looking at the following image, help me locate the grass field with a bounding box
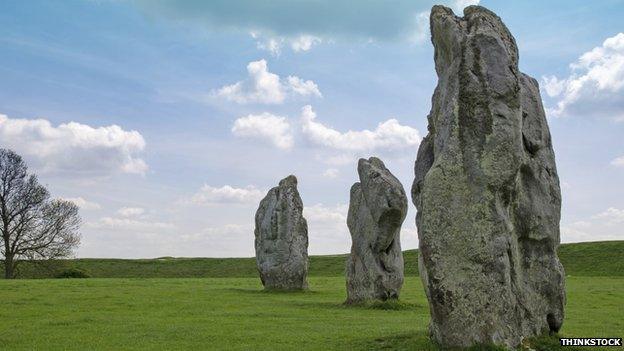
[1,241,622,350]
[0,277,622,350]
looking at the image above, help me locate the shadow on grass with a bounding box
[344,299,424,311]
[221,287,320,295]
[287,299,424,312]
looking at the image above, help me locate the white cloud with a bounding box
[286,76,322,98]
[175,223,255,257]
[91,217,175,231]
[411,11,430,44]
[215,60,283,104]
[186,184,264,206]
[304,203,351,253]
[611,155,624,167]
[181,224,251,242]
[571,221,592,228]
[62,197,101,210]
[322,168,339,178]
[452,0,480,12]
[305,203,348,224]
[0,114,147,175]
[560,224,593,242]
[251,33,322,55]
[320,154,355,166]
[213,60,321,104]
[300,105,421,151]
[542,32,624,121]
[290,35,322,52]
[198,224,249,237]
[561,210,624,243]
[232,112,294,149]
[542,75,567,97]
[117,207,146,217]
[256,36,284,56]
[89,207,173,233]
[592,207,624,224]
[401,226,419,241]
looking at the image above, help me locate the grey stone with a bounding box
[254,175,309,290]
[412,5,565,348]
[346,157,407,303]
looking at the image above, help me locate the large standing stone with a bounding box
[412,5,565,348]
[346,157,407,303]
[255,175,309,290]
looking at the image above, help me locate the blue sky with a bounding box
[0,0,622,258]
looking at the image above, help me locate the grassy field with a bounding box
[0,276,622,350]
[11,241,624,279]
[0,241,622,350]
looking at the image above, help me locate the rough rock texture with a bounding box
[255,175,309,290]
[346,157,407,303]
[412,5,565,348]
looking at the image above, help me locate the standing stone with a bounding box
[346,157,407,303]
[255,175,309,290]
[412,5,565,348]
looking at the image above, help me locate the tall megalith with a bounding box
[255,175,309,290]
[346,157,407,303]
[412,5,565,348]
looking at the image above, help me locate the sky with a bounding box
[0,0,623,258]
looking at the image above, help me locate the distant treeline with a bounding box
[4,241,623,279]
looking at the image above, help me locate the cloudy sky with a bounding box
[1,0,622,258]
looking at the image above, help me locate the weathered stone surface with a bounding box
[346,157,407,303]
[412,5,565,348]
[255,175,309,290]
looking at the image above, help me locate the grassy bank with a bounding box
[8,241,623,279]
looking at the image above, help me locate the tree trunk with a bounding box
[4,255,14,279]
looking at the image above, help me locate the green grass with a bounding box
[557,241,624,277]
[1,241,622,350]
[0,276,621,350]
[10,241,624,279]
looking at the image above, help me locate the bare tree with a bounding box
[0,149,81,279]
